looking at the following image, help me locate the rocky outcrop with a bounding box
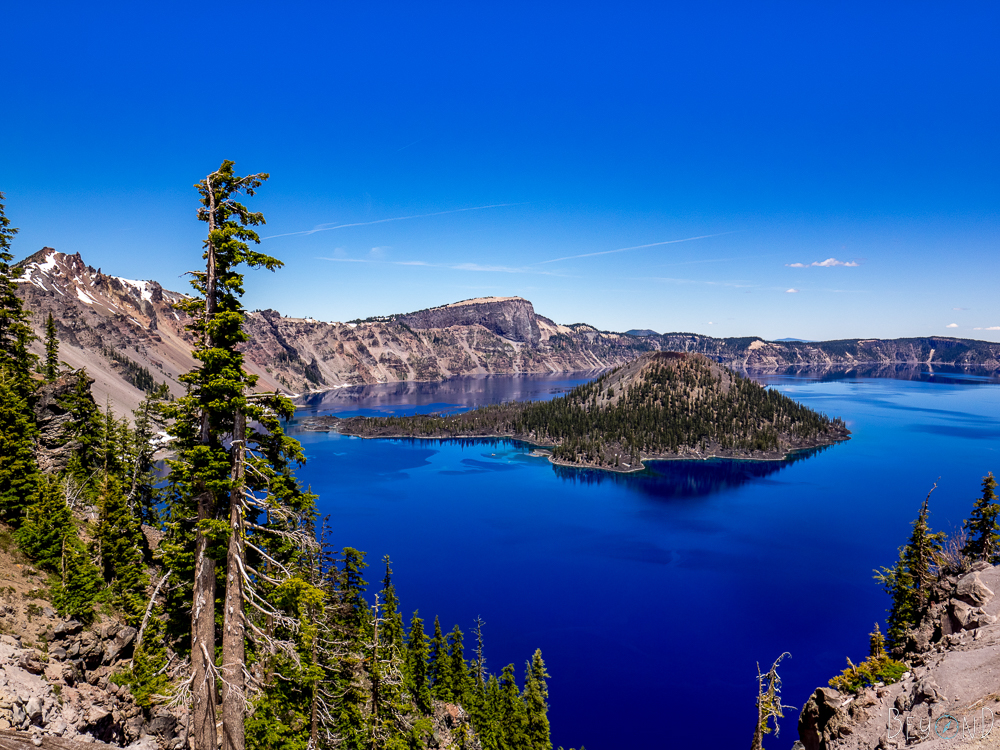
[398,297,542,346]
[32,372,96,474]
[798,562,1000,749]
[0,622,186,748]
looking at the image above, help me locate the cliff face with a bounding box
[398,296,542,345]
[797,563,1000,750]
[14,249,1000,416]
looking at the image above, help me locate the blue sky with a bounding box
[4,1,998,340]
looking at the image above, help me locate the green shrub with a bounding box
[829,655,908,693]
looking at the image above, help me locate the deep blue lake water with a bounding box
[290,368,1000,750]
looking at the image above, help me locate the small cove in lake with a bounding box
[290,367,1000,749]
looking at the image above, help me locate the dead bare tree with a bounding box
[751,652,795,750]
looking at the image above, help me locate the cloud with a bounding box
[262,203,525,240]
[317,256,566,276]
[786,258,860,268]
[953,307,968,311]
[946,323,959,328]
[973,326,1000,331]
[369,246,389,258]
[641,276,754,288]
[536,232,735,265]
[786,288,799,293]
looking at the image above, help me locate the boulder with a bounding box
[798,687,845,750]
[25,696,42,723]
[17,652,44,675]
[102,626,136,664]
[54,620,83,638]
[955,571,994,606]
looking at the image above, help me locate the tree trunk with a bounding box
[192,191,219,750]
[192,496,218,750]
[221,410,246,750]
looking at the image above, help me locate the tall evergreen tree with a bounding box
[163,161,315,750]
[0,373,40,522]
[876,549,918,654]
[498,664,528,749]
[16,476,73,570]
[904,491,944,599]
[44,312,58,381]
[447,624,472,707]
[0,192,36,397]
[404,611,432,714]
[60,372,102,477]
[875,491,943,655]
[523,650,552,750]
[962,472,1000,564]
[379,555,405,653]
[428,616,451,701]
[125,385,170,524]
[55,542,103,621]
[96,474,147,624]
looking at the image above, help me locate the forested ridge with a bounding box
[0,177,574,750]
[331,352,850,470]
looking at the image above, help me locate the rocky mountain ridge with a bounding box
[14,249,1000,418]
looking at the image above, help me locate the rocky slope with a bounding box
[0,538,180,749]
[797,563,1000,749]
[14,249,1000,417]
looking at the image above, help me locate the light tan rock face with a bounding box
[798,563,1000,749]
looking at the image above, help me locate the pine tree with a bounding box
[523,650,552,750]
[0,192,36,396]
[962,472,1000,564]
[904,491,944,600]
[338,547,369,634]
[478,675,504,750]
[163,160,315,750]
[125,385,169,524]
[44,313,58,381]
[0,373,40,522]
[876,548,918,654]
[447,624,472,707]
[60,372,102,477]
[121,606,170,708]
[874,490,944,655]
[498,664,528,748]
[404,611,432,714]
[868,623,885,660]
[52,536,103,621]
[16,476,73,570]
[379,556,405,653]
[96,474,147,625]
[428,616,451,701]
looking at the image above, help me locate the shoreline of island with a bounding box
[297,415,850,474]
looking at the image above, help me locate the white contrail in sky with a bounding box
[534,232,734,265]
[262,203,523,240]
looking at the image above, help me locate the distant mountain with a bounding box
[773,337,813,342]
[626,329,660,337]
[14,248,1000,415]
